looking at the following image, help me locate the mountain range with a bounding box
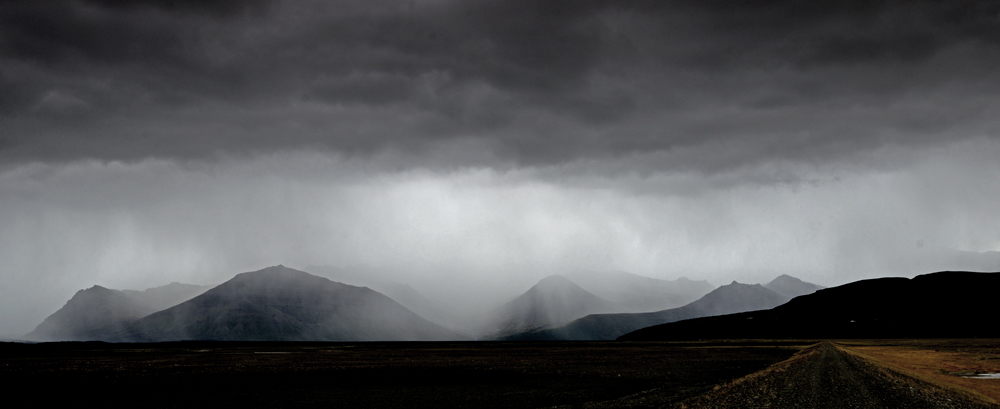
[25,265,993,343]
[563,270,714,312]
[25,282,210,341]
[113,266,463,342]
[503,281,792,341]
[26,266,462,342]
[619,271,1000,340]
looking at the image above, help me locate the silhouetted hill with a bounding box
[113,265,463,342]
[764,274,824,299]
[505,281,789,341]
[480,275,625,339]
[565,270,714,312]
[619,271,1000,340]
[25,282,210,341]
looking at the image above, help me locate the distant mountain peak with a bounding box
[482,275,624,338]
[530,275,577,290]
[768,274,804,284]
[229,264,319,282]
[519,275,600,301]
[722,281,767,289]
[562,270,715,312]
[764,274,824,299]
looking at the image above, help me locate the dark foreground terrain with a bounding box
[0,341,803,408]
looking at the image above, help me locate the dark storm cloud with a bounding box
[2,0,999,168]
[80,0,271,16]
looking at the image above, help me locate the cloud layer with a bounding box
[3,0,1000,167]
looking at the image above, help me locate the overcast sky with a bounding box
[2,0,1000,335]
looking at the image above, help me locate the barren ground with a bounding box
[0,341,802,408]
[5,340,995,408]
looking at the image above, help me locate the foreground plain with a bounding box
[0,341,804,408]
[4,340,997,408]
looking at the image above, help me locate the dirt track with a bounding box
[677,341,997,409]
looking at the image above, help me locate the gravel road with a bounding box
[677,341,997,409]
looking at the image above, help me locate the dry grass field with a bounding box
[838,339,1000,406]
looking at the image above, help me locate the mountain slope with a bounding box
[304,265,454,327]
[619,271,1000,340]
[506,281,789,341]
[25,285,152,341]
[565,270,714,312]
[24,282,211,341]
[114,265,463,342]
[480,275,625,339]
[763,274,825,299]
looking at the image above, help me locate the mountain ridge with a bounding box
[564,270,714,312]
[619,270,1000,340]
[112,265,463,342]
[504,279,792,341]
[764,274,825,299]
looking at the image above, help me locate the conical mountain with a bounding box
[506,281,789,341]
[114,265,463,342]
[764,274,824,299]
[565,270,714,312]
[619,271,1000,340]
[480,275,626,339]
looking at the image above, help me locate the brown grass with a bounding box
[836,339,1000,405]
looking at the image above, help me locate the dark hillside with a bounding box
[620,271,1000,340]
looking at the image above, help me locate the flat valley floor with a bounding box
[1,340,997,408]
